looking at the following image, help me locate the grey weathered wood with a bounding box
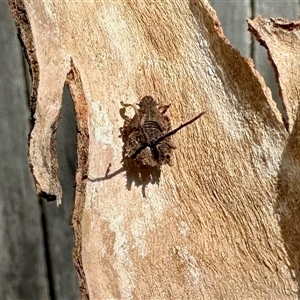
[1,2,80,300]
[254,1,299,109]
[45,85,80,300]
[0,2,49,299]
[210,0,250,57]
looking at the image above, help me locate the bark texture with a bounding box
[8,0,300,299]
[249,15,300,297]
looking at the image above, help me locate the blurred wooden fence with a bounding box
[0,1,298,299]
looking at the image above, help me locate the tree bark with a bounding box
[8,0,299,299]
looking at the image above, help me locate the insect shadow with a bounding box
[87,160,160,198]
[88,96,205,198]
[121,156,162,198]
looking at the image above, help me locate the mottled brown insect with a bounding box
[120,96,205,168]
[121,96,174,167]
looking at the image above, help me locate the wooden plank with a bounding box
[0,2,49,299]
[210,0,250,57]
[254,1,299,109]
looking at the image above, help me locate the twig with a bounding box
[154,111,206,145]
[88,165,125,182]
[130,111,206,158]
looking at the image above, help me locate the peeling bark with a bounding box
[249,16,300,297]
[8,1,300,299]
[248,16,300,131]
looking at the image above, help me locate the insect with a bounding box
[120,96,205,169]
